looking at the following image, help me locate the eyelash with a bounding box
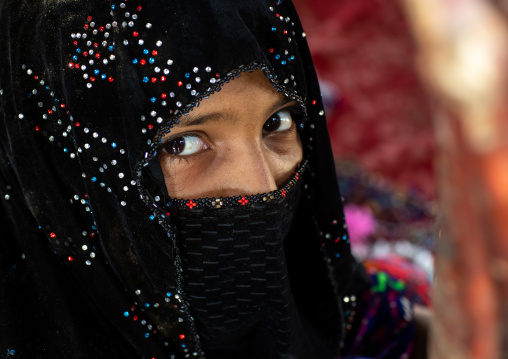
[160,106,304,158]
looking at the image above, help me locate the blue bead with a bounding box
[149,58,155,64]
[281,60,286,65]
[150,97,156,103]
[149,215,155,220]
[111,142,117,148]
[271,27,276,31]
[109,45,114,51]
[166,292,172,297]
[63,148,68,153]
[101,74,106,79]
[335,253,341,258]
[143,77,149,83]
[181,344,186,348]
[275,54,280,59]
[73,55,78,61]
[185,73,190,78]
[91,177,97,182]
[123,311,129,317]
[8,349,15,355]
[145,302,150,308]
[143,49,149,55]
[111,4,115,9]
[76,48,81,53]
[94,69,100,75]
[342,235,347,240]
[145,333,150,338]
[132,58,138,64]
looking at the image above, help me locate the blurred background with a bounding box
[294,0,508,356]
[293,0,436,293]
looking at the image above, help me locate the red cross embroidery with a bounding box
[186,200,197,209]
[281,189,286,197]
[238,196,249,206]
[295,172,299,181]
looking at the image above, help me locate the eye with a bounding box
[263,109,294,134]
[161,134,207,156]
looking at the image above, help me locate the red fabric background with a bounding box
[293,0,436,198]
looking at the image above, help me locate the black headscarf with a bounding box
[0,0,364,358]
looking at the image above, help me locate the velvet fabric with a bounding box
[0,0,362,358]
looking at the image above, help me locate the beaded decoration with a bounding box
[170,160,307,210]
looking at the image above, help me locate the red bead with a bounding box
[152,50,158,56]
[177,81,183,87]
[179,334,185,339]
[148,124,154,130]
[140,59,146,65]
[269,48,274,53]
[108,77,114,82]
[151,77,157,83]
[186,200,197,209]
[166,212,171,216]
[35,126,40,131]
[68,62,74,68]
[87,16,92,21]
[161,76,166,82]
[47,109,53,114]
[94,43,99,48]
[60,103,66,108]
[99,26,104,32]
[68,256,74,261]
[74,64,80,69]
[84,24,89,30]
[73,41,78,46]
[83,52,89,57]
[95,53,100,59]
[312,100,317,105]
[161,93,167,99]
[90,77,95,82]
[137,6,142,11]
[283,30,287,34]
[133,316,138,321]
[133,31,139,37]
[75,122,80,127]
[50,232,56,238]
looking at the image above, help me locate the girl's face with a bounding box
[158,70,304,199]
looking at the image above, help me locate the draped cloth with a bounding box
[0,0,368,358]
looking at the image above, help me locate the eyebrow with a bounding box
[177,96,295,128]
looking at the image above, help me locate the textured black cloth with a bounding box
[175,169,310,358]
[0,0,364,358]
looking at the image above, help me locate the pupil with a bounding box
[166,137,186,155]
[264,116,280,132]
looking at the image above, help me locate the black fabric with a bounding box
[0,0,364,358]
[175,170,317,358]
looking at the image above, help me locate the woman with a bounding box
[0,0,418,358]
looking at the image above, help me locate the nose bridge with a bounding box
[221,140,277,197]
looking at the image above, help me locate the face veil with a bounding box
[0,0,359,358]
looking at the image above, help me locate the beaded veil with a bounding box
[0,0,360,358]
